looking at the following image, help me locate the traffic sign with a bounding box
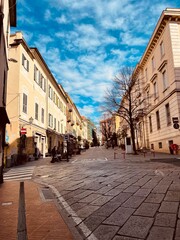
[64,134,69,141]
[172,117,179,123]
[173,123,179,129]
[20,128,27,135]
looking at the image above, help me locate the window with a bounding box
[54,118,56,130]
[22,93,27,114]
[49,86,52,99]
[162,70,168,90]
[151,144,154,150]
[41,108,44,123]
[165,103,171,126]
[35,103,38,120]
[160,41,165,57]
[156,110,161,129]
[61,123,63,133]
[22,54,29,71]
[149,116,153,133]
[48,114,53,127]
[152,56,155,71]
[153,82,158,99]
[34,65,38,81]
[159,142,162,148]
[147,91,150,106]
[58,121,60,132]
[145,68,148,82]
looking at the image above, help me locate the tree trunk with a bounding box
[130,123,137,154]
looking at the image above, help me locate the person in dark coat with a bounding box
[51,146,57,163]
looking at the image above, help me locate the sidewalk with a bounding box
[103,146,180,162]
[0,181,74,240]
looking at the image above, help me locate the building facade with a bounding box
[118,8,180,153]
[0,0,16,183]
[6,32,84,159]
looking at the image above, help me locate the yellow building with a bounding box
[6,32,70,159]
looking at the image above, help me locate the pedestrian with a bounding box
[51,146,57,163]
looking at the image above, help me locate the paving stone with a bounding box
[152,184,169,194]
[118,216,153,239]
[134,188,151,197]
[74,190,94,200]
[116,183,132,190]
[142,180,159,189]
[164,191,180,201]
[70,202,87,211]
[113,236,141,240]
[88,224,119,240]
[134,202,159,217]
[105,188,123,196]
[175,220,180,238]
[133,177,151,187]
[96,186,113,194]
[169,184,180,191]
[80,215,106,232]
[82,182,105,191]
[110,192,132,204]
[103,207,135,226]
[145,193,165,203]
[147,226,174,240]
[122,196,145,209]
[123,186,140,193]
[91,195,113,206]
[94,202,120,217]
[79,193,102,203]
[76,205,99,218]
[154,213,176,227]
[159,201,179,213]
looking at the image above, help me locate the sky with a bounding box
[13,0,180,126]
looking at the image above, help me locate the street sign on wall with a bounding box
[20,128,27,135]
[173,123,179,129]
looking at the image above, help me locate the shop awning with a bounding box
[0,107,10,125]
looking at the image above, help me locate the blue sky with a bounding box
[14,0,179,125]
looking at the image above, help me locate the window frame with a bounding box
[35,103,39,120]
[156,110,161,130]
[165,103,171,126]
[22,93,27,114]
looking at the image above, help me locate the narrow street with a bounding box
[25,146,180,240]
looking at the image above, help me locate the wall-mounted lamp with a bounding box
[8,58,18,63]
[29,117,34,124]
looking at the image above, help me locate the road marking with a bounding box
[4,166,35,181]
[49,184,98,240]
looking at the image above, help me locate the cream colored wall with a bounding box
[138,21,180,153]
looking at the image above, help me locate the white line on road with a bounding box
[49,184,98,240]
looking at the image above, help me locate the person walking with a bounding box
[51,146,57,163]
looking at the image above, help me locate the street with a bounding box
[22,146,180,240]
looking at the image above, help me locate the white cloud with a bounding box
[44,9,51,21]
[56,15,68,24]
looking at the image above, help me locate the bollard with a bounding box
[151,151,155,157]
[122,152,126,160]
[17,182,28,240]
[114,152,117,159]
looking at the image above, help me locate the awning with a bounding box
[0,107,10,125]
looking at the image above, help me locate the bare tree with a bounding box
[100,118,112,143]
[104,67,146,154]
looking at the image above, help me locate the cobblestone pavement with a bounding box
[33,147,180,240]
